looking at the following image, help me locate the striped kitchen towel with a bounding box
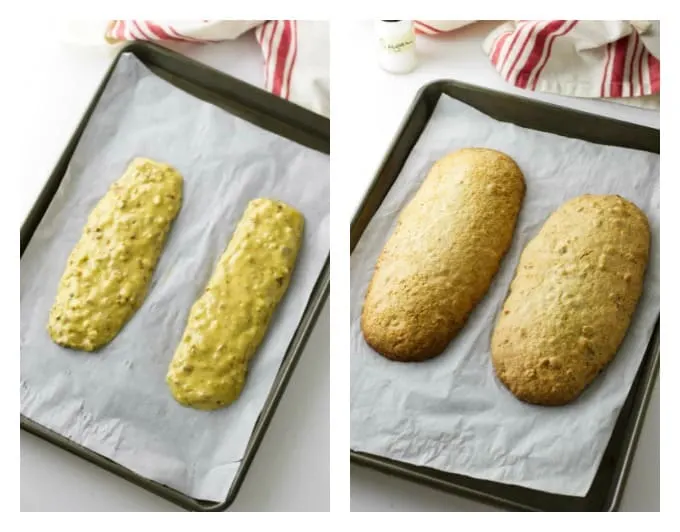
[254,21,329,117]
[101,20,330,117]
[414,20,477,35]
[104,20,264,43]
[482,20,660,105]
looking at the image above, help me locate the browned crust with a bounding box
[491,194,650,405]
[361,148,526,362]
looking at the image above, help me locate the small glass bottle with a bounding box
[375,20,418,74]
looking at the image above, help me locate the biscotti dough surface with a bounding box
[167,198,304,410]
[47,158,183,351]
[491,194,650,406]
[361,148,525,361]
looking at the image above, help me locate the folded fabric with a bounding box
[482,20,660,102]
[101,20,330,118]
[414,20,477,34]
[254,21,330,118]
[104,20,263,43]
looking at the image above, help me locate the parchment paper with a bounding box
[350,95,659,497]
[20,54,329,502]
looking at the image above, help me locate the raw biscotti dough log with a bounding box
[361,148,525,361]
[48,158,183,351]
[167,198,304,410]
[491,194,650,406]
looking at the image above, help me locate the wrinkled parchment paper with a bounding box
[21,54,329,502]
[350,95,659,497]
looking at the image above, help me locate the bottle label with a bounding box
[379,33,415,54]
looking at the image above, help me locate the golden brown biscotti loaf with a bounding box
[491,194,650,406]
[361,148,525,362]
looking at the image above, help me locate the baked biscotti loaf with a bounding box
[361,148,525,362]
[491,194,650,406]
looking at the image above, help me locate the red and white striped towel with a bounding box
[414,20,477,35]
[254,21,329,117]
[104,20,263,44]
[482,20,659,101]
[101,20,329,117]
[413,20,659,108]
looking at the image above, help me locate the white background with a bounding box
[18,24,329,512]
[339,20,659,512]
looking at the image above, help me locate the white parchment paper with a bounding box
[350,95,659,497]
[20,54,329,502]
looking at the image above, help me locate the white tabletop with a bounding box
[19,27,329,512]
[342,20,659,512]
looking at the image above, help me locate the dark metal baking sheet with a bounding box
[20,41,330,512]
[349,79,659,512]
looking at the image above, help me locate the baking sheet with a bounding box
[20,53,329,502]
[349,94,660,497]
